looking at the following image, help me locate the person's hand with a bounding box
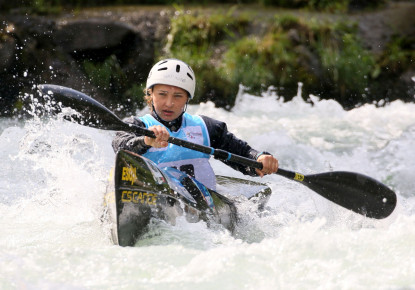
[144,125,170,148]
[255,154,278,177]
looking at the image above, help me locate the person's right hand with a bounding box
[144,125,170,148]
[255,154,278,177]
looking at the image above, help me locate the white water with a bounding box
[1,90,415,289]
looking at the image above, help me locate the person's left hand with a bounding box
[255,154,278,177]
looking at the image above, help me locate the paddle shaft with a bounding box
[135,126,260,166]
[134,124,298,178]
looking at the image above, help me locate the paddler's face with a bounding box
[151,84,189,122]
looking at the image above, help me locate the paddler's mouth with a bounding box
[160,110,176,120]
[162,110,174,115]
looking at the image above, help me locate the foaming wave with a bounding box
[190,89,415,233]
[0,115,116,247]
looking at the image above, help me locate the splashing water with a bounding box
[1,89,415,289]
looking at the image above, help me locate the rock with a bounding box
[54,18,136,57]
[354,2,415,53]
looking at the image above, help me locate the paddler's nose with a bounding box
[165,95,174,107]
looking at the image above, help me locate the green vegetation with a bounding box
[163,7,250,106]
[81,5,408,110]
[83,55,137,111]
[378,35,415,74]
[311,22,375,105]
[368,34,415,102]
[159,10,380,108]
[3,0,412,111]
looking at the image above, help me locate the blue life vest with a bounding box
[139,113,216,190]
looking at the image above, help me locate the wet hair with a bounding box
[144,87,153,111]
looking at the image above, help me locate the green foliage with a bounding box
[313,22,375,103]
[6,1,407,110]
[166,7,248,52]
[307,0,349,12]
[221,32,301,96]
[220,15,376,103]
[83,55,143,112]
[222,37,274,93]
[123,83,146,108]
[272,14,303,30]
[83,55,125,90]
[28,0,63,15]
[162,8,379,107]
[378,35,415,74]
[165,41,236,107]
[164,8,249,107]
[365,35,415,104]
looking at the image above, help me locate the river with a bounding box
[1,86,414,289]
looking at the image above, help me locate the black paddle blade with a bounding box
[37,84,129,131]
[303,171,396,219]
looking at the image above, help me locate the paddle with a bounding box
[37,84,397,219]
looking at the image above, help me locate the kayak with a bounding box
[103,149,272,247]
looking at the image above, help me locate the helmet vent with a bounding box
[187,73,193,80]
[158,67,167,71]
[176,65,181,72]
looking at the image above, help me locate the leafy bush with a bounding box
[161,9,378,108]
[83,55,145,112]
[221,32,302,97]
[378,35,415,74]
[163,8,249,107]
[312,22,375,105]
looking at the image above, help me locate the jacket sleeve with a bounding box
[111,116,151,154]
[201,115,265,176]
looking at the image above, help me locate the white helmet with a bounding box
[146,59,196,99]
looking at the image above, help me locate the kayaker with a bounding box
[112,58,278,190]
